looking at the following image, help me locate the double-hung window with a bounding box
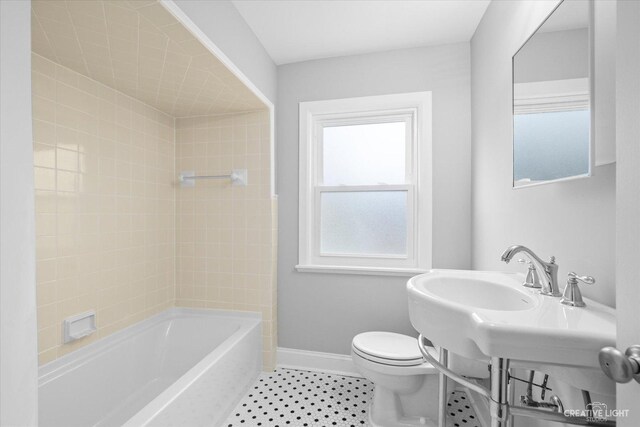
[297,92,432,275]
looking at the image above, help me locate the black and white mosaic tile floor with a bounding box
[224,368,479,427]
[445,390,480,427]
[224,368,373,426]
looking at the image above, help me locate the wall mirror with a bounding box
[512,0,593,188]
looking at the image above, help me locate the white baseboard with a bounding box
[277,347,362,378]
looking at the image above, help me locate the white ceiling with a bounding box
[232,0,491,65]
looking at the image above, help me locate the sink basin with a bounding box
[423,277,536,311]
[407,270,616,370]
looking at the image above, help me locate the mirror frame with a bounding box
[511,0,595,189]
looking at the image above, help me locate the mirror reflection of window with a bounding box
[514,110,589,183]
[512,0,591,188]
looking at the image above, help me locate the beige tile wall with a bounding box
[33,53,277,370]
[174,111,277,370]
[32,54,176,364]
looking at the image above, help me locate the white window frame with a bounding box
[296,92,432,276]
[513,78,589,114]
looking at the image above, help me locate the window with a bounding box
[297,92,432,275]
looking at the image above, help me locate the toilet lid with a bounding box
[352,332,424,366]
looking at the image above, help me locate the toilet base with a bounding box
[367,378,439,427]
[367,407,437,427]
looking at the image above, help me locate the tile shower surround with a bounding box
[32,53,175,364]
[32,54,275,369]
[31,0,265,117]
[174,111,277,370]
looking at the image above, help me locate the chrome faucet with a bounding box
[501,245,561,297]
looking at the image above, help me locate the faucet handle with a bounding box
[567,271,595,285]
[561,272,595,307]
[517,259,541,289]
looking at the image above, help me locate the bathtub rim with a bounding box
[122,308,262,426]
[39,307,261,386]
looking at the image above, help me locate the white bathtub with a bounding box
[39,308,262,427]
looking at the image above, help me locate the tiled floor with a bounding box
[224,368,373,426]
[445,390,481,427]
[224,368,479,427]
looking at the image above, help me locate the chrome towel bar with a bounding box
[178,169,247,187]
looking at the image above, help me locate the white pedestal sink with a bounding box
[407,269,617,427]
[408,269,615,368]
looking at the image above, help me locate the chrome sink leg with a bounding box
[438,347,449,427]
[507,368,515,427]
[490,357,510,427]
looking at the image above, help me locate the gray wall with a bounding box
[514,28,588,83]
[470,0,616,307]
[0,1,39,425]
[277,44,472,355]
[173,0,277,104]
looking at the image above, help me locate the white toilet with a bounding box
[351,331,439,427]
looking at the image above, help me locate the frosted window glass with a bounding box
[322,122,406,185]
[320,191,407,256]
[514,110,590,182]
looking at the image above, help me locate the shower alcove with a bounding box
[30,0,277,370]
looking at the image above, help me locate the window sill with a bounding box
[295,264,427,277]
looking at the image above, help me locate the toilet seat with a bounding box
[352,332,425,367]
